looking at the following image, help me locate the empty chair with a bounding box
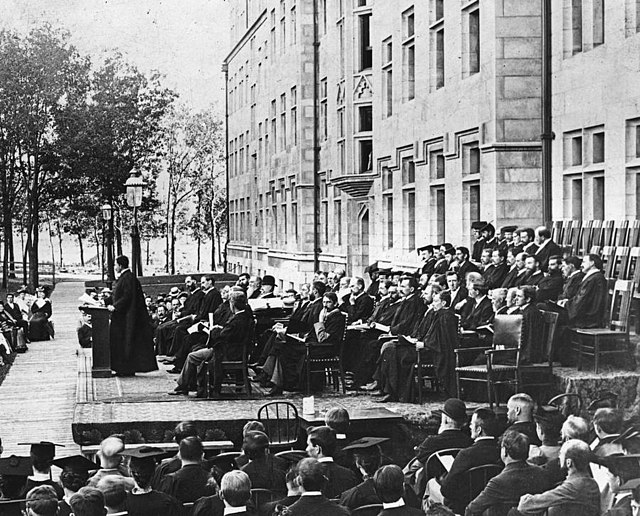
[257,401,300,450]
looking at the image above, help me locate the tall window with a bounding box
[435,188,446,244]
[334,198,342,246]
[430,149,445,179]
[359,14,373,70]
[320,78,328,140]
[290,5,296,44]
[250,84,256,136]
[405,190,416,250]
[571,178,583,219]
[280,93,287,149]
[290,86,297,146]
[435,28,445,89]
[338,107,345,173]
[320,178,328,246]
[270,9,276,58]
[469,183,480,223]
[572,0,583,54]
[382,37,393,117]
[593,176,605,219]
[280,1,286,52]
[467,7,480,75]
[593,0,604,47]
[281,182,287,245]
[359,105,372,132]
[402,7,415,101]
[290,179,298,242]
[271,100,277,153]
[383,167,393,249]
[359,140,372,173]
[593,132,605,163]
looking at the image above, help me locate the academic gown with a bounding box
[566,271,608,328]
[126,490,182,516]
[423,307,459,396]
[109,269,158,375]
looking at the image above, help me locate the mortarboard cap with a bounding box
[51,455,98,473]
[342,437,390,451]
[0,455,32,476]
[619,477,640,491]
[417,245,434,254]
[119,446,170,460]
[18,442,64,463]
[471,221,487,230]
[480,222,496,234]
[501,226,517,234]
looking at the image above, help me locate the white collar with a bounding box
[569,270,581,278]
[108,512,128,516]
[118,268,131,277]
[475,295,487,306]
[29,471,50,481]
[224,506,248,515]
[382,499,405,509]
[583,268,599,279]
[475,436,494,442]
[301,491,323,496]
[537,239,550,250]
[336,433,347,440]
[317,457,333,463]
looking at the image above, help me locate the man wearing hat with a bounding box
[339,437,420,511]
[498,226,517,254]
[4,293,29,342]
[403,399,473,489]
[306,426,358,499]
[258,275,276,298]
[52,455,98,515]
[365,262,381,299]
[240,431,286,493]
[471,222,487,263]
[19,442,65,499]
[0,454,33,509]
[480,223,498,252]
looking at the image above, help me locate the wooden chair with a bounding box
[304,322,347,394]
[274,449,306,464]
[602,220,615,246]
[551,220,564,245]
[415,349,439,404]
[569,220,583,255]
[352,504,384,516]
[629,220,640,248]
[590,220,604,249]
[601,246,616,280]
[206,318,256,397]
[589,245,602,256]
[625,247,640,282]
[455,315,523,408]
[513,311,559,399]
[207,451,241,475]
[561,220,574,247]
[614,220,630,247]
[251,488,278,509]
[609,247,630,287]
[417,448,463,497]
[578,220,594,255]
[571,280,636,373]
[548,393,583,417]
[257,401,300,449]
[465,464,503,505]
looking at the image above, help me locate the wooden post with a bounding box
[80,306,112,378]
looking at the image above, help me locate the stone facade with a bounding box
[552,0,640,221]
[225,0,546,287]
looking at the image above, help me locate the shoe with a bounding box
[266,386,283,396]
[379,394,394,403]
[362,381,378,391]
[168,389,189,396]
[371,390,387,397]
[168,367,181,374]
[195,391,208,399]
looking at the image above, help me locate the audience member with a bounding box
[24,485,59,516]
[52,455,96,516]
[69,487,107,516]
[151,421,199,488]
[261,463,302,515]
[219,470,255,516]
[528,406,564,465]
[88,437,133,489]
[465,430,549,515]
[240,431,286,492]
[374,465,424,515]
[96,475,129,514]
[592,408,626,457]
[285,458,350,516]
[504,393,541,446]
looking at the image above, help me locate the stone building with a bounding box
[224,0,637,288]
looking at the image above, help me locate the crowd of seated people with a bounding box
[103,222,618,402]
[2,394,640,516]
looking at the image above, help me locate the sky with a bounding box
[0,0,231,112]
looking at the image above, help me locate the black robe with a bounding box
[566,271,608,328]
[109,269,158,375]
[423,307,459,396]
[29,299,53,341]
[483,263,508,290]
[126,490,181,516]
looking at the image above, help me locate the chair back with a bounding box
[551,220,563,245]
[602,220,615,246]
[424,447,462,482]
[591,219,604,248]
[274,449,307,464]
[611,247,630,283]
[465,463,503,504]
[614,220,630,246]
[626,247,640,283]
[578,220,594,255]
[548,393,583,417]
[492,315,523,349]
[352,504,384,516]
[629,220,640,248]
[569,221,583,254]
[257,401,300,448]
[538,311,559,365]
[608,280,635,333]
[251,488,278,508]
[601,246,616,280]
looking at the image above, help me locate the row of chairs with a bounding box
[551,219,640,256]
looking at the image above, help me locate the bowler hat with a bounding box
[262,275,276,287]
[441,398,467,422]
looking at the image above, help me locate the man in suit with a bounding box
[305,426,358,499]
[515,440,600,516]
[286,458,350,516]
[447,271,468,313]
[240,431,286,493]
[481,223,499,253]
[389,276,427,336]
[4,293,29,340]
[107,255,157,376]
[498,225,517,254]
[218,471,256,516]
[404,398,473,487]
[168,290,253,397]
[365,263,381,299]
[339,437,419,511]
[261,464,302,515]
[501,250,529,289]
[560,256,585,301]
[374,465,424,516]
[536,255,564,303]
[158,276,204,358]
[483,249,509,289]
[563,254,608,329]
[342,277,374,323]
[460,278,494,331]
[259,275,277,298]
[465,430,549,516]
[521,255,544,287]
[519,228,539,256]
[534,226,562,273]
[159,437,216,504]
[151,421,200,488]
[419,245,437,277]
[455,246,480,283]
[513,286,545,364]
[471,221,487,264]
[503,393,541,446]
[441,408,503,515]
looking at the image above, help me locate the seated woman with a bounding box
[0,302,26,355]
[29,287,54,341]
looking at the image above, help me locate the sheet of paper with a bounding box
[439,454,455,472]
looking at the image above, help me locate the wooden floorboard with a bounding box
[0,281,85,457]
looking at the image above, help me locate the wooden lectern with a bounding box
[79,305,112,378]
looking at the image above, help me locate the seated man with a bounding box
[465,430,549,516]
[168,290,253,397]
[528,406,565,465]
[240,431,286,493]
[503,393,541,446]
[535,255,564,303]
[515,439,600,516]
[69,487,107,516]
[261,463,302,515]
[24,485,59,516]
[459,277,494,331]
[96,476,129,515]
[561,254,608,329]
[403,398,473,490]
[339,437,419,511]
[159,436,217,504]
[285,458,350,516]
[440,408,502,515]
[512,286,545,364]
[151,421,200,488]
[591,408,626,458]
[374,465,424,516]
[305,426,358,499]
[4,293,29,341]
[87,436,133,489]
[483,249,509,290]
[219,470,255,516]
[21,442,65,499]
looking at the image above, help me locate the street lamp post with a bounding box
[101,203,115,288]
[125,171,144,277]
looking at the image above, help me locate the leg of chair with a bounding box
[204,361,211,398]
[577,336,583,371]
[339,363,346,393]
[594,336,600,374]
[487,377,494,411]
[305,348,311,395]
[417,367,423,405]
[456,372,461,399]
[244,365,251,394]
